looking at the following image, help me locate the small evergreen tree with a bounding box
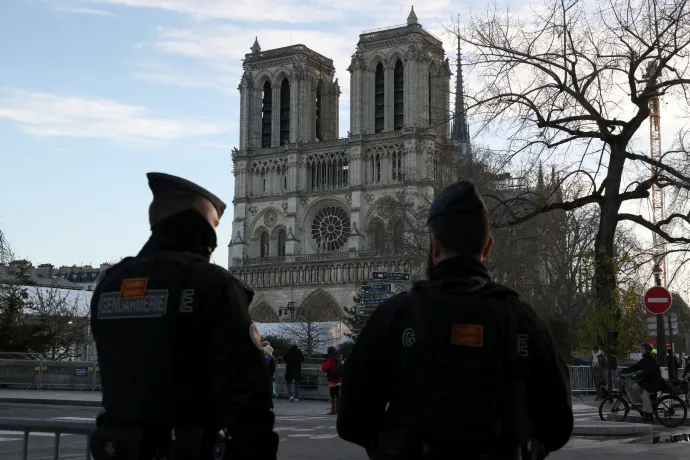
[343,294,368,342]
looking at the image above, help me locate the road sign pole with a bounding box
[653,267,667,367]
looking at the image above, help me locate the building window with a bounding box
[261,81,272,148]
[370,152,381,183]
[259,231,269,258]
[315,82,323,141]
[311,205,351,252]
[392,150,402,181]
[393,221,405,252]
[394,60,404,131]
[280,78,290,145]
[374,63,384,133]
[369,220,386,251]
[307,152,349,191]
[277,230,286,257]
[428,70,432,126]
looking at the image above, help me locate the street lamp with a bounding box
[279,301,296,321]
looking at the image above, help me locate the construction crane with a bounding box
[646,60,668,286]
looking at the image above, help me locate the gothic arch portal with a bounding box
[250,301,281,323]
[298,289,343,322]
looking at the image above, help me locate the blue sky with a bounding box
[0,0,463,268]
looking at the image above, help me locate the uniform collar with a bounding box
[138,210,217,259]
[429,256,491,282]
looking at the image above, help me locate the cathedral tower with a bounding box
[238,39,340,150]
[348,7,451,136]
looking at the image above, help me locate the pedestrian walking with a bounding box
[264,344,277,398]
[591,345,607,400]
[336,180,573,460]
[283,343,304,402]
[89,172,278,460]
[321,346,343,415]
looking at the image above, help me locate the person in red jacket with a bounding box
[321,346,343,415]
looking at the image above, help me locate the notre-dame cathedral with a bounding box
[228,8,463,323]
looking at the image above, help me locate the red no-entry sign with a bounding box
[644,286,673,315]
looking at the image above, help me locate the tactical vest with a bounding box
[390,279,530,457]
[90,252,224,460]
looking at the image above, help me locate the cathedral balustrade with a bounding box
[229,252,412,288]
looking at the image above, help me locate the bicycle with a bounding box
[598,374,687,428]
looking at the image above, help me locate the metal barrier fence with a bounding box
[569,365,627,392]
[0,417,94,460]
[0,360,614,394]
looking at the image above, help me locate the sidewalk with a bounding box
[0,390,331,417]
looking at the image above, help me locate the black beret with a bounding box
[427,180,486,225]
[146,172,227,218]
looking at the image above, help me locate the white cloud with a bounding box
[76,0,456,24]
[0,90,228,144]
[57,7,117,16]
[54,147,73,153]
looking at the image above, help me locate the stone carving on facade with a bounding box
[405,42,425,61]
[286,226,299,241]
[345,192,352,206]
[232,231,247,245]
[282,202,288,212]
[347,53,366,71]
[293,62,308,81]
[263,209,278,228]
[301,197,309,207]
[365,194,375,205]
[249,206,258,216]
[350,221,364,237]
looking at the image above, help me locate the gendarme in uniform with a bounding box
[90,172,278,460]
[336,181,573,460]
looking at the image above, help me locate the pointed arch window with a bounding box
[369,220,387,251]
[259,231,270,258]
[315,82,324,141]
[428,70,432,126]
[261,81,272,148]
[374,63,385,133]
[394,60,404,131]
[370,152,381,183]
[277,229,286,257]
[393,221,405,253]
[280,78,290,145]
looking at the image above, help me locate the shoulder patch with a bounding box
[451,324,484,347]
[250,323,263,351]
[120,278,148,300]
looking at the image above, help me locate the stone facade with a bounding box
[229,8,456,322]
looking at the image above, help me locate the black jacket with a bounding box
[90,211,278,459]
[283,345,304,381]
[624,353,664,393]
[336,257,573,457]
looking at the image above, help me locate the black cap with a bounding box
[146,172,227,218]
[427,180,486,225]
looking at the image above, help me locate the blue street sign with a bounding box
[360,298,384,306]
[360,284,392,294]
[372,271,410,281]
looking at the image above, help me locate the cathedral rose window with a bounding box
[311,205,351,251]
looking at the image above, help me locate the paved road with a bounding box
[1,403,690,459]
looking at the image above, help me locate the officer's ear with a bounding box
[480,234,494,262]
[430,234,444,263]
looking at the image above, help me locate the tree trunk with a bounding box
[594,142,626,313]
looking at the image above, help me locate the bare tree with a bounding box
[26,286,90,360]
[0,229,13,265]
[453,0,690,316]
[278,301,343,357]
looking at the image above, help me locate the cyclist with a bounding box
[620,342,664,421]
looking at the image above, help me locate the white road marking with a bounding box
[310,434,338,439]
[50,417,94,422]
